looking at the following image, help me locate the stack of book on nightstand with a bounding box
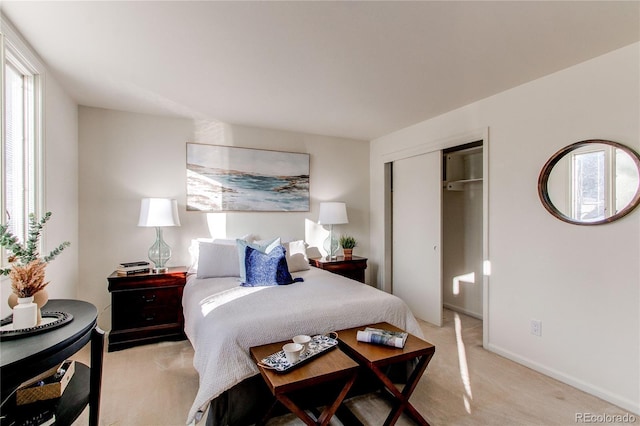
[116,261,150,275]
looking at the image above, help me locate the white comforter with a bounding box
[183,267,423,424]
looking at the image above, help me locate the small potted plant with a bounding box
[339,235,357,259]
[1,212,70,327]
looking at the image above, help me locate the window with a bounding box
[1,21,43,265]
[570,145,636,223]
[571,148,607,221]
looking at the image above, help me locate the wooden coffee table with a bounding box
[250,340,360,426]
[337,322,435,426]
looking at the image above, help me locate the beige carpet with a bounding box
[72,309,632,425]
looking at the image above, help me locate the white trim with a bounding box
[0,16,45,74]
[34,68,45,230]
[481,127,490,348]
[0,31,5,273]
[487,342,640,415]
[1,16,45,222]
[378,127,490,335]
[0,14,46,267]
[443,303,482,320]
[380,128,486,164]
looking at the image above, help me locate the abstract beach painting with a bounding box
[187,143,310,212]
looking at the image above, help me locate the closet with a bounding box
[392,151,442,326]
[391,141,484,326]
[442,143,483,319]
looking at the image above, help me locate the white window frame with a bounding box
[569,145,615,222]
[0,16,45,270]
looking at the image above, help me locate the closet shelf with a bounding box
[444,178,483,191]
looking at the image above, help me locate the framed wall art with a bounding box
[186,143,310,212]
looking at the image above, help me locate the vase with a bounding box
[12,296,38,329]
[8,289,48,325]
[343,248,353,259]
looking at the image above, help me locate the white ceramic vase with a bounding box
[13,296,38,329]
[8,289,48,325]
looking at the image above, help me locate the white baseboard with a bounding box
[443,303,483,320]
[485,342,640,416]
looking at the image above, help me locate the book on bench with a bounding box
[356,327,408,348]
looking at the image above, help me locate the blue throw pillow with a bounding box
[236,237,281,282]
[241,245,303,287]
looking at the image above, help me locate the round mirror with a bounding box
[538,139,640,225]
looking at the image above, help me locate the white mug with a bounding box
[293,335,311,353]
[283,342,303,364]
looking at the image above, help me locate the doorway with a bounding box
[388,137,487,328]
[442,142,484,319]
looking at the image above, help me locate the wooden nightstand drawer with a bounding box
[107,272,185,292]
[112,287,181,310]
[107,266,187,351]
[112,305,179,329]
[309,256,367,283]
[111,288,181,329]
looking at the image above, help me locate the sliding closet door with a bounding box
[392,152,442,326]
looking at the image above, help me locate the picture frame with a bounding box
[186,143,310,212]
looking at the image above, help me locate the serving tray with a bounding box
[0,311,74,340]
[259,334,338,372]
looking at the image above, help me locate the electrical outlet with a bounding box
[530,319,542,337]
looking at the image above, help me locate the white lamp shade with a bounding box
[138,198,181,227]
[318,202,348,225]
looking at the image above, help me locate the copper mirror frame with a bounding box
[538,139,640,225]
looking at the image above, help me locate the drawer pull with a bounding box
[141,294,157,303]
[145,314,156,321]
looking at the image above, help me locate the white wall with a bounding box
[41,75,79,302]
[78,108,369,330]
[370,43,639,413]
[0,21,79,319]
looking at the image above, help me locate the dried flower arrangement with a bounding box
[0,212,70,298]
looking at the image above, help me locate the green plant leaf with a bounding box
[1,211,69,269]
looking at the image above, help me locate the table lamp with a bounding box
[138,198,181,273]
[318,202,348,259]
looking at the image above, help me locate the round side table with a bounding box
[0,299,104,426]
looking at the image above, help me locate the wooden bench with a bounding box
[337,322,435,425]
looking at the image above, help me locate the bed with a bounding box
[182,238,423,425]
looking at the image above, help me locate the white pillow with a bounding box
[212,238,237,245]
[188,238,213,274]
[197,242,240,278]
[188,234,257,274]
[283,240,310,272]
[237,237,281,282]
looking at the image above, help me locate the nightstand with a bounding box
[309,256,367,283]
[107,266,187,352]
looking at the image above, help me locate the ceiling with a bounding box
[1,1,639,141]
